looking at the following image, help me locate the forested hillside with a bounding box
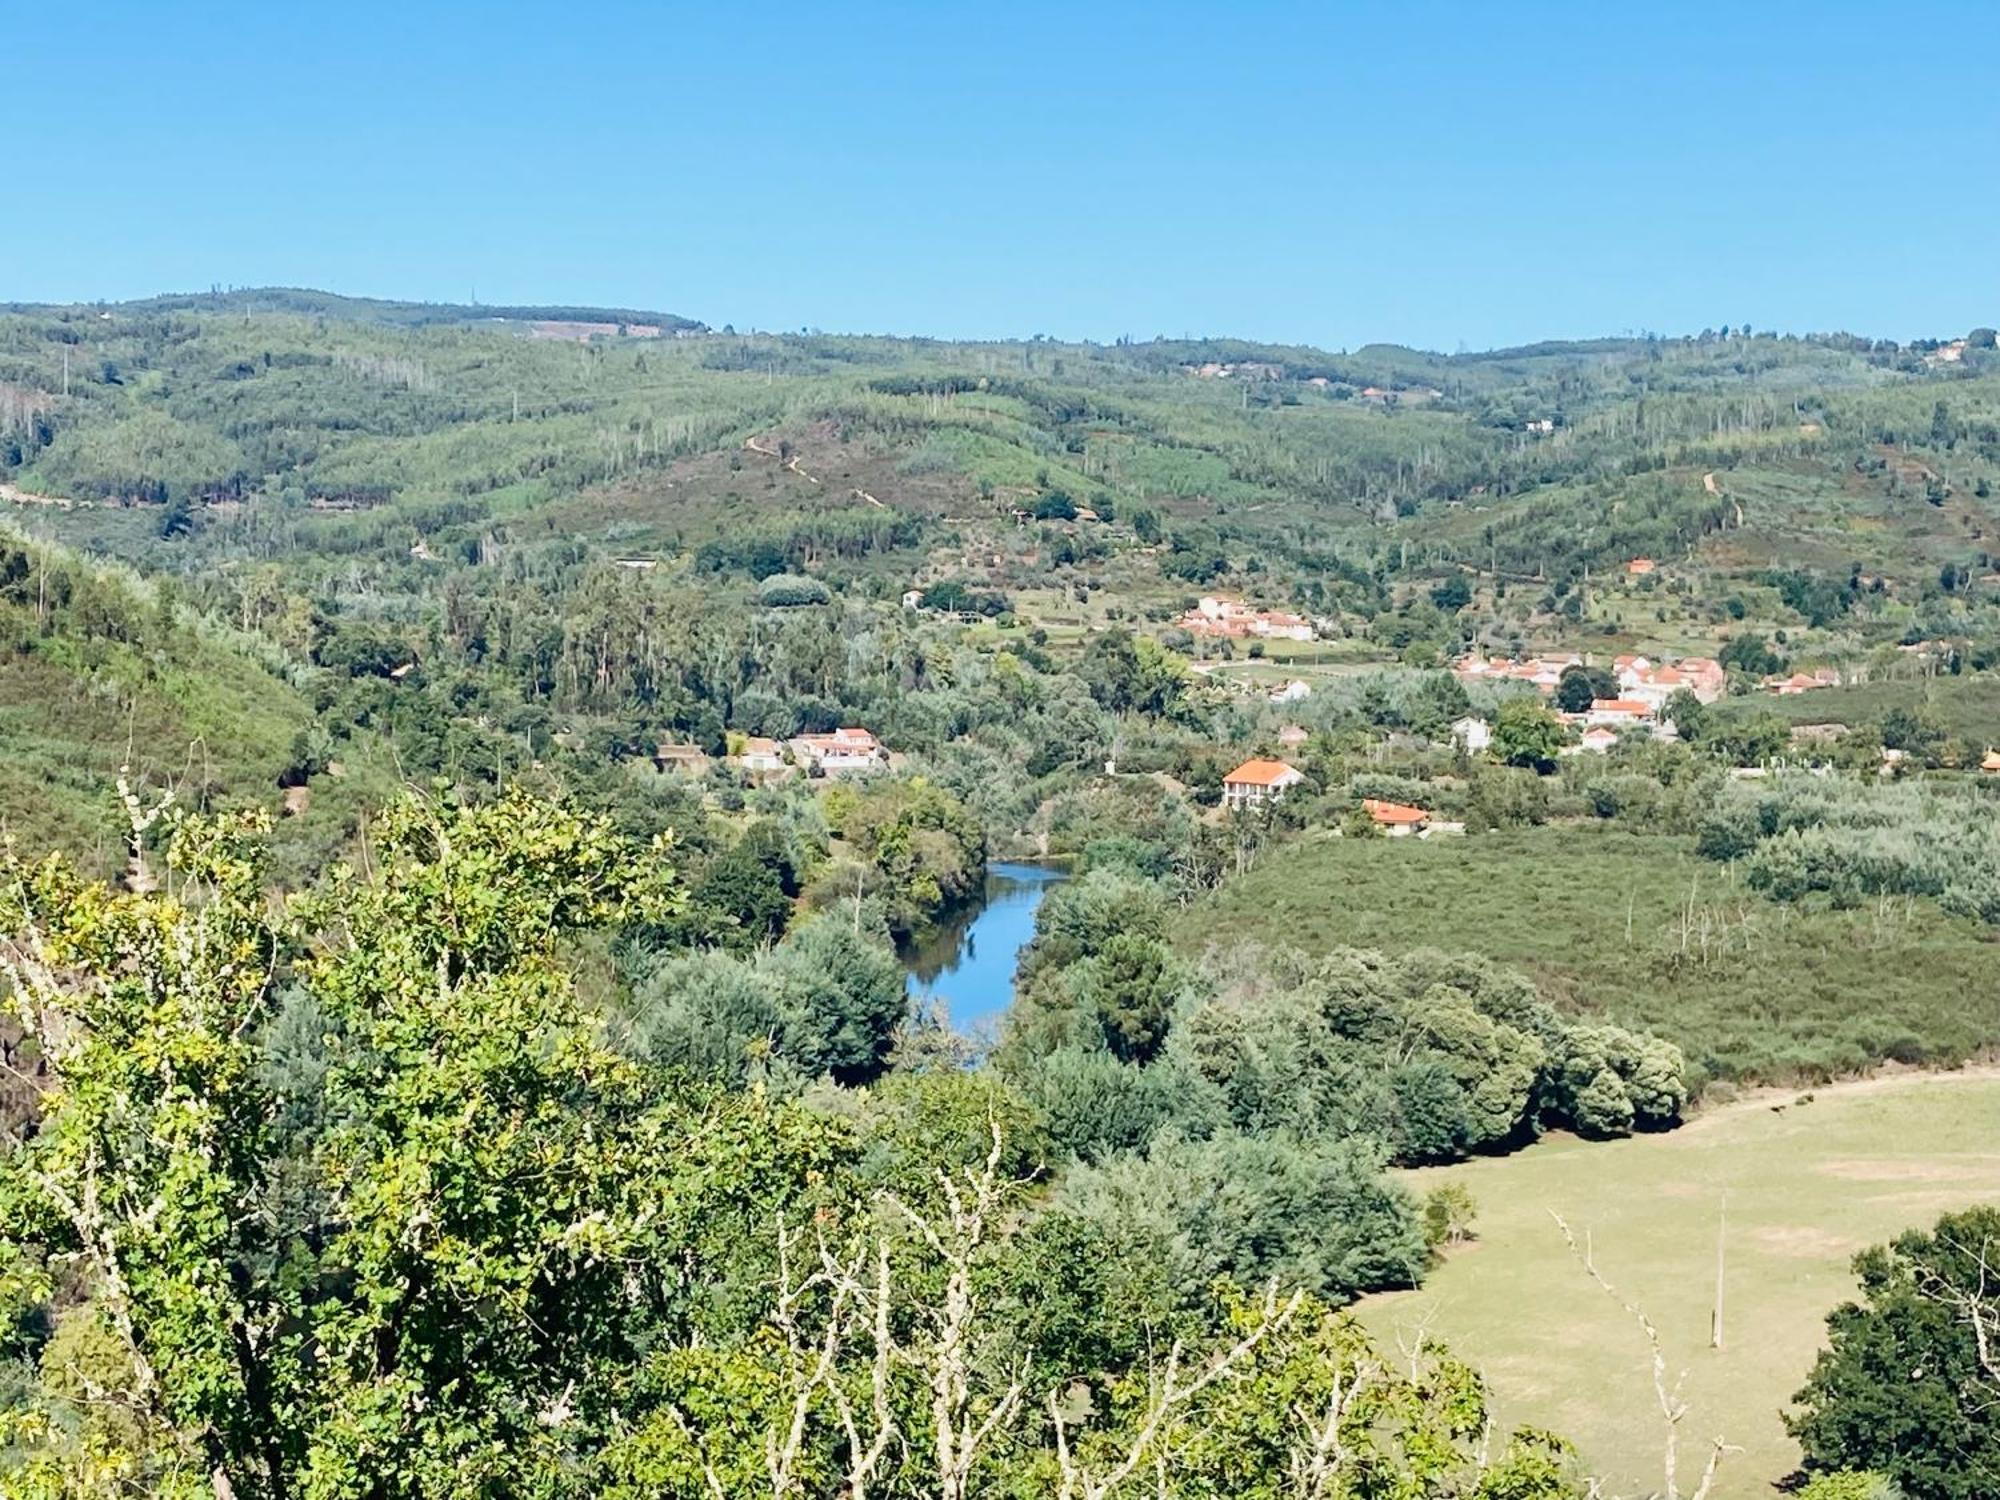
[3,292,2000,1496]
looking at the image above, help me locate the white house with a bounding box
[1584,698,1654,727]
[1451,715,1492,753]
[1222,758,1305,808]
[733,737,787,773]
[792,726,886,775]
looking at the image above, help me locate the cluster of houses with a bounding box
[653,725,890,780]
[1179,595,1316,642]
[1219,759,1459,838]
[1453,651,1728,707]
[1181,361,1284,380]
[1456,648,1845,705]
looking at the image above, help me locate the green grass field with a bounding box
[1189,825,2000,1083]
[1356,1072,2000,1498]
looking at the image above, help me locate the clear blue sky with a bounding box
[10,1,1998,350]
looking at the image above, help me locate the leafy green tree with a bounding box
[1076,931,1184,1063]
[685,820,796,949]
[1055,1132,1428,1305]
[1391,1058,1471,1162]
[1664,686,1707,740]
[1492,697,1566,773]
[1789,1207,2000,1500]
[1555,663,1615,714]
[1719,632,1783,676]
[1429,574,1473,612]
[0,791,846,1498]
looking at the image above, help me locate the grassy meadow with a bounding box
[1190,825,2000,1083]
[1355,1072,2000,1498]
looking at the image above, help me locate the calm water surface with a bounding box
[903,862,1067,1035]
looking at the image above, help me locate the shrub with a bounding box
[755,573,832,607]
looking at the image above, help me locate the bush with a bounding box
[1054,1131,1427,1304]
[755,573,832,607]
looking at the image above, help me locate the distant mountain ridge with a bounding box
[2,286,706,334]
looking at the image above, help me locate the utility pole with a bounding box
[62,345,69,396]
[1710,1192,1727,1350]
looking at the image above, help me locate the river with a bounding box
[903,861,1067,1036]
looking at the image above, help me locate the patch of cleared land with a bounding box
[1356,1072,2000,1498]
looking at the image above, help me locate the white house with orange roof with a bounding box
[1222,758,1305,808]
[1585,697,1654,727]
[1764,669,1840,696]
[1361,797,1430,837]
[791,726,886,775]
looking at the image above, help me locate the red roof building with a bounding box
[1222,758,1305,808]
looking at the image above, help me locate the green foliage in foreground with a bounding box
[1789,1206,2000,1500]
[0,789,1584,1498]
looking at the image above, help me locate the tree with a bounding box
[689,821,795,948]
[1719,633,1783,677]
[1077,931,1182,1064]
[1492,697,1566,773]
[0,789,852,1496]
[1429,574,1473,612]
[1556,663,1614,714]
[1664,686,1707,741]
[1422,1183,1478,1250]
[1789,1207,2000,1500]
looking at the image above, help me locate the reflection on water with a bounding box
[904,862,1067,1035]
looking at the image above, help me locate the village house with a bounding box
[1451,715,1492,753]
[653,742,709,775]
[1765,669,1840,696]
[1585,697,1654,727]
[1453,653,1581,693]
[1624,557,1657,577]
[1572,726,1622,755]
[1361,798,1429,837]
[1614,652,1726,706]
[1982,748,2000,775]
[792,726,886,775]
[1269,679,1312,704]
[733,736,788,773]
[1276,724,1310,750]
[1222,758,1305,809]
[1181,595,1315,642]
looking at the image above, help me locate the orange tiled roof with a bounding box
[1362,798,1429,825]
[1224,758,1301,786]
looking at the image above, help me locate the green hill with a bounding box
[0,524,392,882]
